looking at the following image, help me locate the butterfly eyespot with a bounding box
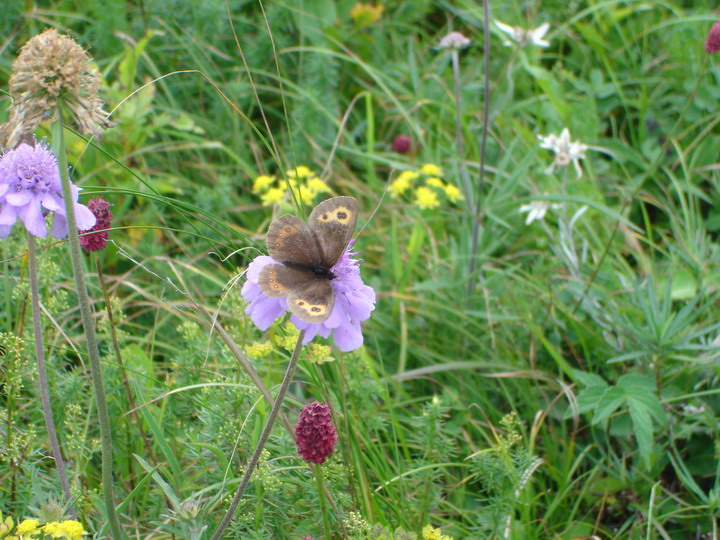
[285,227,291,232]
[311,307,321,313]
[298,301,305,305]
[337,211,346,219]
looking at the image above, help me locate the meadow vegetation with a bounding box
[1,1,720,538]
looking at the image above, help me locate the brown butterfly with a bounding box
[258,197,358,323]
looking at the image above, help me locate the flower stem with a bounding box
[51,115,123,539]
[26,233,75,517]
[315,464,331,540]
[210,330,306,540]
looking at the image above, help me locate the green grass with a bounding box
[2,1,720,538]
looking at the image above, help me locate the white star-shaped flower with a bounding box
[495,20,551,48]
[537,128,588,177]
[519,200,562,225]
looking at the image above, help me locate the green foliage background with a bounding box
[1,0,720,538]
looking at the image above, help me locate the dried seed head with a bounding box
[2,28,113,149]
[295,401,338,465]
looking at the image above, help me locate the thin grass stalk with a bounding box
[51,114,122,539]
[315,465,331,540]
[451,48,472,208]
[467,0,492,296]
[96,260,157,467]
[26,233,76,517]
[211,329,306,540]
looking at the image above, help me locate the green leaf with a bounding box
[573,369,607,388]
[627,398,655,469]
[592,387,625,424]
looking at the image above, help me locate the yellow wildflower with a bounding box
[414,186,440,209]
[247,341,273,358]
[306,176,331,195]
[389,176,411,198]
[54,520,89,539]
[252,175,276,193]
[260,187,285,206]
[350,2,384,28]
[422,525,453,540]
[398,169,420,183]
[0,513,14,535]
[16,519,41,535]
[426,177,445,188]
[307,343,334,364]
[287,165,313,178]
[443,184,464,203]
[297,185,315,204]
[420,163,444,176]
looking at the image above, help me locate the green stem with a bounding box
[210,330,306,540]
[51,115,122,539]
[26,233,76,517]
[316,465,331,540]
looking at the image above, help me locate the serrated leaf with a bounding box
[592,387,625,424]
[618,373,655,393]
[628,398,655,469]
[573,369,607,388]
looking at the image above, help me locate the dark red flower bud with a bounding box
[79,196,112,252]
[295,401,337,465]
[392,134,412,154]
[706,22,720,54]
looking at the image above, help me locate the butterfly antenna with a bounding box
[355,168,394,240]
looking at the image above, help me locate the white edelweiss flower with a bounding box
[519,200,562,225]
[537,128,588,177]
[495,20,551,48]
[438,31,471,49]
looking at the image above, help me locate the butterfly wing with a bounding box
[257,264,334,323]
[266,214,323,267]
[308,197,358,267]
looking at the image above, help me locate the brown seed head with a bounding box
[2,28,113,148]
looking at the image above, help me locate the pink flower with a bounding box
[0,142,95,238]
[706,22,720,54]
[79,196,112,251]
[295,401,337,465]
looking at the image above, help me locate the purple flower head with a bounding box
[707,22,720,54]
[241,241,375,352]
[295,401,337,465]
[392,134,412,154]
[79,196,112,251]
[0,142,96,238]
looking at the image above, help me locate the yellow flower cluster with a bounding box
[389,163,464,209]
[0,514,89,539]
[350,2,384,28]
[252,165,331,206]
[422,525,454,540]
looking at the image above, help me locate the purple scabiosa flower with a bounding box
[295,401,338,465]
[79,196,112,251]
[0,142,96,239]
[241,241,375,352]
[706,22,720,54]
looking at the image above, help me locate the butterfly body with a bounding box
[257,197,358,323]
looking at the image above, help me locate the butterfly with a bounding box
[258,196,358,324]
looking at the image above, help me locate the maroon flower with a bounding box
[79,196,112,252]
[392,134,412,154]
[706,22,720,54]
[295,401,337,465]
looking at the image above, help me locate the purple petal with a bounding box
[246,256,276,282]
[51,213,68,238]
[75,202,97,231]
[0,183,8,197]
[6,191,33,206]
[19,199,47,238]
[333,320,364,352]
[0,203,18,226]
[247,296,285,330]
[241,280,262,303]
[42,191,64,212]
[0,224,12,238]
